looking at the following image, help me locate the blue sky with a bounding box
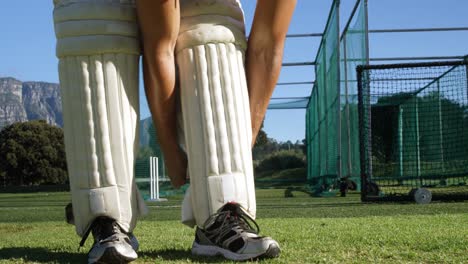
[1,0,467,142]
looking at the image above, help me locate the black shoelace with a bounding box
[202,207,260,246]
[78,217,120,249]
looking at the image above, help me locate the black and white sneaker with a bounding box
[192,203,280,261]
[82,217,138,264]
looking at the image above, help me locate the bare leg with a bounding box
[136,0,186,188]
[246,0,297,146]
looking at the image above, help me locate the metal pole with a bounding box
[343,34,353,177]
[398,106,404,178]
[152,157,156,200]
[155,157,159,200]
[357,66,371,200]
[437,81,445,171]
[370,56,464,62]
[364,0,370,66]
[362,0,371,194]
[415,99,422,186]
[336,0,342,180]
[287,33,323,38]
[339,0,362,41]
[153,157,157,200]
[466,60,468,118]
[149,156,154,200]
[316,88,322,179]
[366,73,373,191]
[323,43,329,177]
[276,81,315,86]
[306,110,309,180]
[369,27,468,34]
[267,106,308,110]
[270,96,310,100]
[282,62,316,66]
[162,153,166,178]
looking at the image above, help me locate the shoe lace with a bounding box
[202,206,260,246]
[78,217,121,249]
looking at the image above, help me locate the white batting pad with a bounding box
[177,1,256,227]
[54,0,147,237]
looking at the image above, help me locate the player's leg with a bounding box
[176,0,280,260]
[53,0,147,262]
[247,0,297,146]
[136,0,187,189]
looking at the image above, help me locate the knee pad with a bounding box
[177,1,256,227]
[54,0,147,236]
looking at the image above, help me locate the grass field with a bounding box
[0,189,467,263]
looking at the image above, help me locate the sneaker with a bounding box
[191,203,280,261]
[82,217,138,264]
[127,232,139,252]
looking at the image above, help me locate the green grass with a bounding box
[0,190,467,263]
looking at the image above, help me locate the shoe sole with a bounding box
[192,242,280,261]
[89,246,137,264]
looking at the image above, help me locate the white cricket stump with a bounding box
[149,156,167,202]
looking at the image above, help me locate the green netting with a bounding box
[358,60,468,200]
[268,98,309,109]
[339,0,368,188]
[306,0,368,194]
[306,0,340,192]
[310,87,320,178]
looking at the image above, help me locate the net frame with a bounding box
[338,0,369,189]
[305,0,341,192]
[357,59,468,201]
[306,0,370,196]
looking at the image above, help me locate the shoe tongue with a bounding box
[220,202,242,215]
[93,217,118,239]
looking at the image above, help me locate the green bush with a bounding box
[254,168,307,188]
[255,150,306,173]
[275,167,307,180]
[0,120,67,186]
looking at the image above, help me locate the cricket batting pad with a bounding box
[177,0,256,227]
[54,0,147,237]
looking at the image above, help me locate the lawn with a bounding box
[0,189,467,263]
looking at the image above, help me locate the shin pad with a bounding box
[54,0,147,236]
[177,1,256,227]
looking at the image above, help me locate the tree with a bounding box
[0,120,68,186]
[254,121,268,148]
[371,91,468,163]
[148,122,162,157]
[256,149,306,173]
[300,139,307,155]
[134,121,168,179]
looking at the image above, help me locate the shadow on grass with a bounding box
[0,247,85,263]
[0,247,247,263]
[140,248,270,263]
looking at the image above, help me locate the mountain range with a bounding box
[0,77,62,128]
[0,77,152,146]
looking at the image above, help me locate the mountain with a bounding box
[139,117,153,147]
[22,81,63,127]
[1,77,154,147]
[0,78,28,127]
[0,77,63,129]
